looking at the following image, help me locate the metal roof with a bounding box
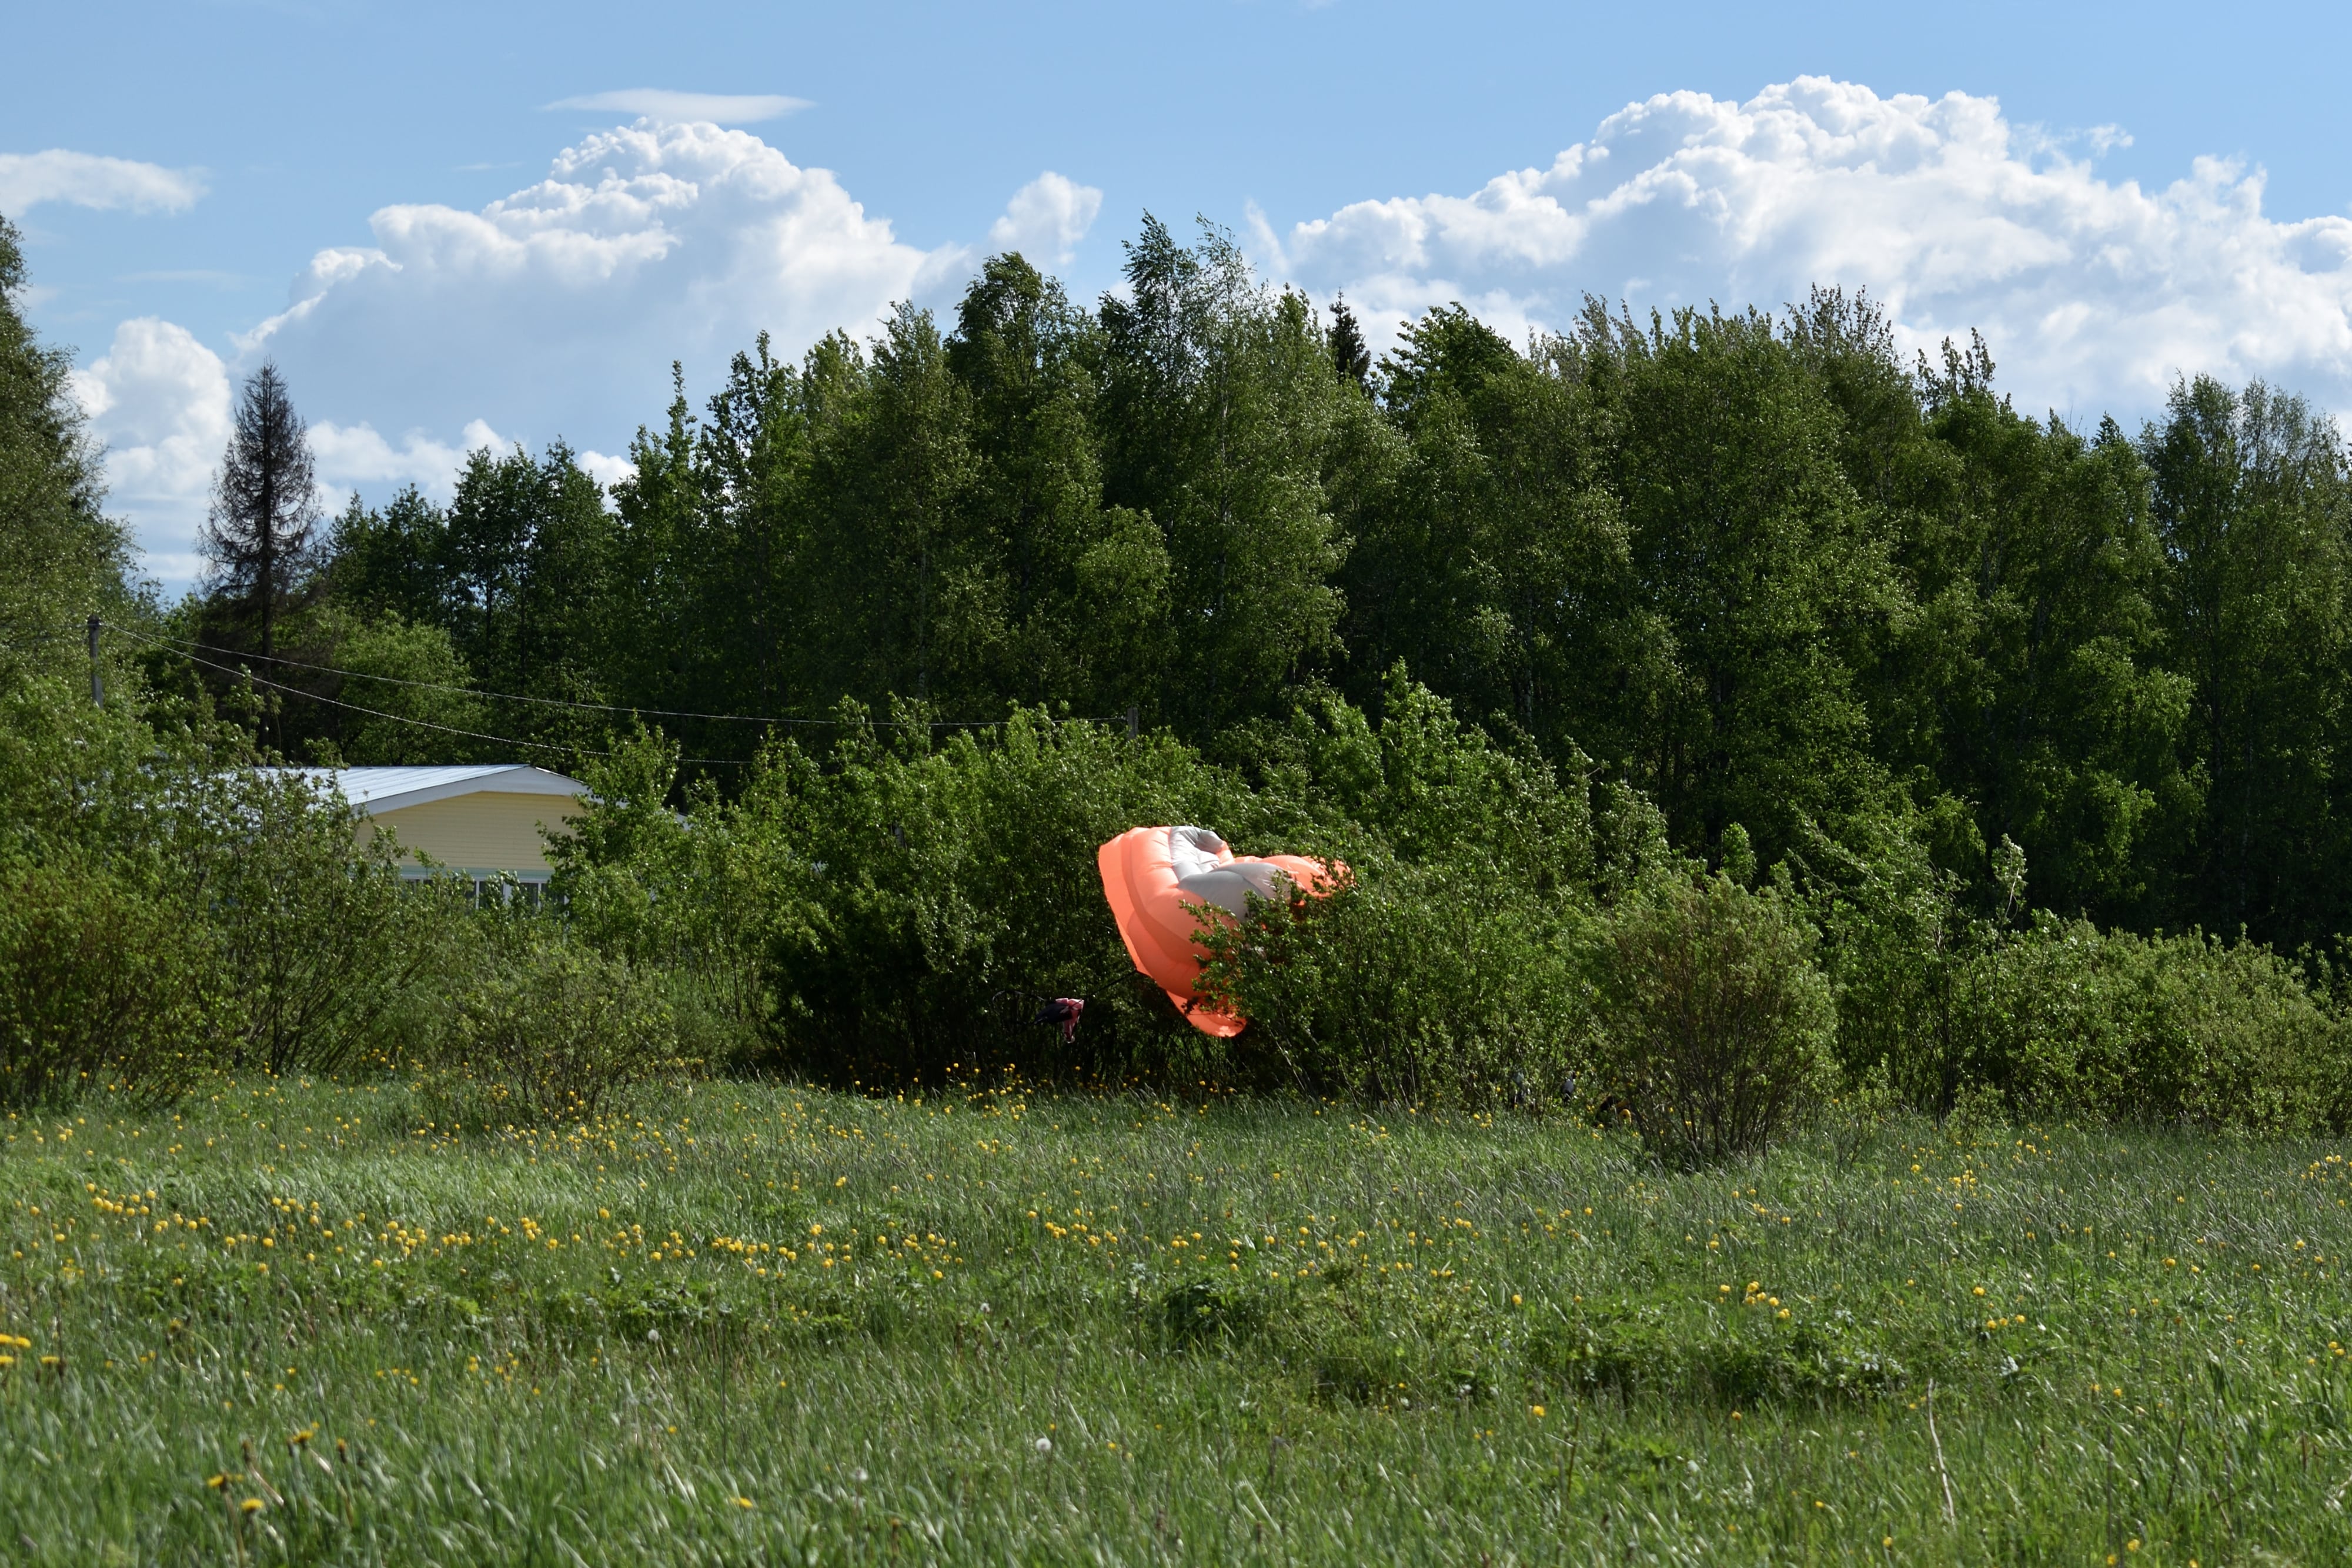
[273,765,590,814]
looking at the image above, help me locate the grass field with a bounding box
[1,1077,2348,1565]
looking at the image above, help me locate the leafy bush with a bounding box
[1803,812,2351,1132]
[556,708,1267,1083]
[0,857,211,1106]
[1204,858,1588,1103]
[1592,874,1836,1165]
[430,927,686,1125]
[195,769,460,1076]
[1950,917,2349,1131]
[1198,674,1605,1102]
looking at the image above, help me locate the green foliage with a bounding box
[1204,674,1599,1102]
[1098,218,1349,735]
[295,604,485,765]
[1799,804,2352,1132]
[1950,918,2350,1131]
[0,671,475,1102]
[554,707,1262,1082]
[428,925,686,1125]
[198,223,2352,967]
[1208,855,1588,1104]
[198,770,448,1077]
[0,855,209,1106]
[2147,376,2352,943]
[1593,874,1838,1165]
[0,215,136,689]
[12,215,2352,1134]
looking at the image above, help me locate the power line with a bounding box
[106,620,1137,765]
[115,624,1127,731]
[128,626,779,722]
[108,626,751,766]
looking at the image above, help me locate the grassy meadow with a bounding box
[1,1079,2348,1564]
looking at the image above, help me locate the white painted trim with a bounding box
[269,765,592,814]
[351,767,588,814]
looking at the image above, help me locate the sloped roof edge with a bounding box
[269,765,591,815]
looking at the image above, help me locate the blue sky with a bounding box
[11,0,2352,588]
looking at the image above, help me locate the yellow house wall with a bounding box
[358,793,582,876]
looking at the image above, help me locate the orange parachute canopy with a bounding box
[1097,825,1343,1037]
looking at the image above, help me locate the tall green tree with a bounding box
[949,251,1165,716]
[1337,303,1622,757]
[694,334,812,731]
[1871,335,2194,923]
[443,440,614,711]
[1098,218,1348,737]
[2146,376,2352,944]
[0,215,135,687]
[1569,302,1908,865]
[321,485,449,627]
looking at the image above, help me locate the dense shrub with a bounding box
[556,676,1624,1096]
[1592,874,1837,1165]
[196,770,461,1075]
[429,927,686,1125]
[1803,814,2352,1132]
[0,857,211,1106]
[1951,918,2349,1131]
[1202,677,1603,1102]
[556,708,1267,1082]
[1204,858,1588,1103]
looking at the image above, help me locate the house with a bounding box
[298,765,591,895]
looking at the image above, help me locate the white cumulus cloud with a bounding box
[308,418,509,489]
[239,119,985,446]
[1279,76,2352,422]
[544,90,810,125]
[71,318,232,581]
[74,325,514,586]
[0,149,206,216]
[988,172,1104,268]
[79,122,1078,587]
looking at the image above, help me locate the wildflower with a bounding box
[1529,1405,1545,1418]
[241,1499,263,1514]
[1034,1436,1052,1453]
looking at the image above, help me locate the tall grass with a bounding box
[1,1078,2346,1563]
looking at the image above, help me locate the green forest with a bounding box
[263,220,2352,954]
[11,209,2352,1136]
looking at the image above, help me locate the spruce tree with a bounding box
[1327,293,1372,391]
[202,363,319,669]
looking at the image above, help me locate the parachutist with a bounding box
[1033,997,1085,1045]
